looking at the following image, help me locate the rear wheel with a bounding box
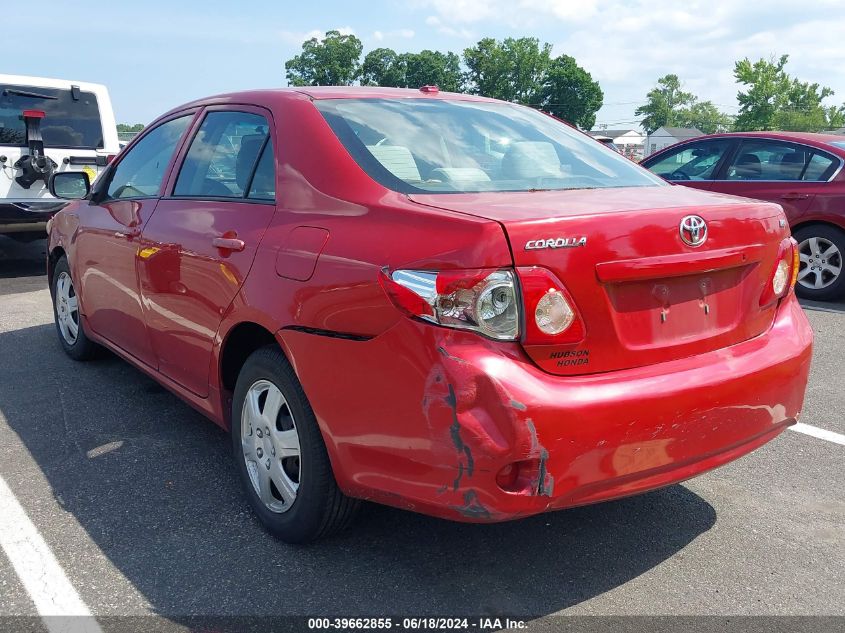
[231,345,359,543]
[793,225,845,301]
[51,256,99,360]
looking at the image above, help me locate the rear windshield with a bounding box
[316,98,663,193]
[0,84,103,149]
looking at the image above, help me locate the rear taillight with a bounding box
[517,266,585,345]
[789,237,800,291]
[381,266,584,345]
[760,238,798,306]
[380,268,520,340]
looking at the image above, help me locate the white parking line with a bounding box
[790,422,845,446]
[0,474,102,633]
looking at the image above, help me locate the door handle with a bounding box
[780,193,810,200]
[212,236,245,252]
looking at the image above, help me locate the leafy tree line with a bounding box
[638,55,845,134]
[285,31,604,129]
[116,123,144,133]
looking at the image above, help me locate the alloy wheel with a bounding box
[55,272,80,345]
[798,237,842,290]
[241,379,301,513]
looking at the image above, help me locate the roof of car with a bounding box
[157,86,505,120]
[705,130,845,144]
[291,86,497,101]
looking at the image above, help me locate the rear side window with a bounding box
[0,84,103,148]
[106,116,192,199]
[174,111,270,199]
[803,152,838,181]
[725,140,838,182]
[645,140,731,181]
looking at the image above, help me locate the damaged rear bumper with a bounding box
[279,293,813,523]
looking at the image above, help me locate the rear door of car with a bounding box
[138,106,277,397]
[642,138,738,192]
[709,138,839,221]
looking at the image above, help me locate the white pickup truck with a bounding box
[0,74,119,241]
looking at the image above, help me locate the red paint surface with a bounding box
[49,88,813,523]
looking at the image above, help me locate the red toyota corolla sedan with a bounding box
[46,87,813,543]
[642,131,845,301]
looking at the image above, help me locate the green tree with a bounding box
[539,54,603,129]
[635,74,696,134]
[733,55,793,131]
[116,123,144,133]
[733,54,841,132]
[826,104,845,129]
[463,37,552,103]
[676,101,732,134]
[359,47,405,87]
[285,30,363,86]
[359,48,463,92]
[404,50,463,92]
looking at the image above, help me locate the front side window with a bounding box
[0,84,103,148]
[645,140,731,181]
[317,98,663,193]
[174,111,270,198]
[106,116,192,199]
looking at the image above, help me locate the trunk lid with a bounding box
[410,185,790,375]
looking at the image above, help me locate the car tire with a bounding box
[231,345,359,543]
[51,256,100,361]
[793,225,845,301]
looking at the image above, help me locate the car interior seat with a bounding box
[500,141,562,180]
[778,152,806,180]
[366,145,422,182]
[733,153,762,180]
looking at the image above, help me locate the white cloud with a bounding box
[372,28,416,41]
[425,15,475,38]
[280,26,356,46]
[415,0,845,129]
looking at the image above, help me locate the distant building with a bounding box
[644,127,703,157]
[588,129,646,160]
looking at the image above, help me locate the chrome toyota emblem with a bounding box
[679,215,708,247]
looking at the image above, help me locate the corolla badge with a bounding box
[525,236,587,250]
[679,215,708,247]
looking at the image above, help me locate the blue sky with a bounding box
[8,0,845,131]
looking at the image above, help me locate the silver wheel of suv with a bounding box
[798,237,842,290]
[55,271,80,345]
[241,379,301,513]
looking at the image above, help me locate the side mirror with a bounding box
[49,171,90,200]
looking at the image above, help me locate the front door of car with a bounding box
[138,107,277,397]
[643,138,736,192]
[710,139,833,222]
[74,114,194,367]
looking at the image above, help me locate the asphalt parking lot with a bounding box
[0,236,843,629]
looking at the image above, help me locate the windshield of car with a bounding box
[316,98,664,193]
[0,84,103,149]
[829,141,845,151]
